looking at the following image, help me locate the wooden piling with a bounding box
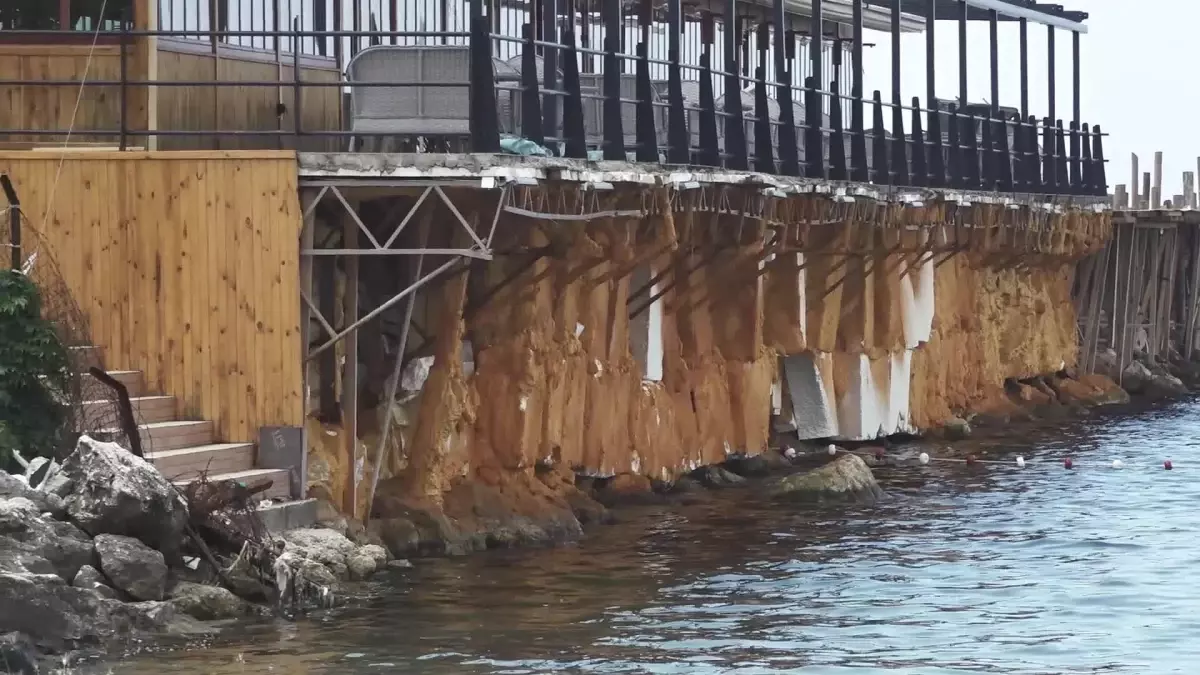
[1153,151,1163,208]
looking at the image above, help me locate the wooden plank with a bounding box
[1153,151,1163,209]
[1130,153,1139,211]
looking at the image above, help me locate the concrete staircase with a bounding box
[73,347,292,501]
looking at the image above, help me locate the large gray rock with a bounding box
[943,416,972,440]
[54,436,189,557]
[167,582,261,621]
[71,565,116,600]
[0,497,93,582]
[766,454,883,504]
[273,527,386,593]
[0,472,65,519]
[0,572,184,650]
[0,632,39,675]
[93,534,167,602]
[688,465,746,488]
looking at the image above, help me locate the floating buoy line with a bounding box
[789,444,1178,472]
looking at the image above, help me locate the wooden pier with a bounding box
[1080,153,1200,381]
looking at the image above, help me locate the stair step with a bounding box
[80,395,176,425]
[174,468,292,502]
[81,370,144,399]
[149,442,255,482]
[98,420,212,452]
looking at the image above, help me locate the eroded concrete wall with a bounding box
[305,186,1111,520]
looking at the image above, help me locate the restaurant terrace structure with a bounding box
[0,0,1109,519]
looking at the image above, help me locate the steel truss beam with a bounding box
[299,183,503,363]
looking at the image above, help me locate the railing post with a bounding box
[1026,116,1043,194]
[910,97,926,187]
[119,7,130,151]
[723,0,747,170]
[753,22,773,174]
[805,77,825,179]
[870,90,888,184]
[947,108,960,188]
[828,82,847,181]
[560,22,587,159]
[773,0,799,176]
[1041,117,1056,193]
[293,17,304,147]
[1092,125,1107,197]
[666,0,689,164]
[928,103,945,188]
[470,16,501,152]
[635,42,658,162]
[1055,119,1069,192]
[963,109,980,189]
[601,0,625,160]
[1,175,19,272]
[891,98,908,186]
[697,50,720,167]
[1069,120,1082,194]
[980,110,993,189]
[520,23,545,146]
[1080,122,1094,194]
[997,112,1013,192]
[753,66,774,174]
[850,0,867,182]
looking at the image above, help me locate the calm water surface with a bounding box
[89,401,1200,674]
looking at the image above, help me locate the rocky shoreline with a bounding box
[0,437,395,674]
[363,362,1192,563]
[3,359,1192,673]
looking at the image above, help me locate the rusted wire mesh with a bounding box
[1,205,150,459]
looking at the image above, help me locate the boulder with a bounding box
[942,416,972,440]
[54,436,189,557]
[278,528,387,583]
[346,552,378,581]
[93,534,167,602]
[0,632,38,675]
[167,582,260,621]
[688,465,746,488]
[725,450,795,477]
[71,565,116,600]
[0,472,65,519]
[0,498,93,582]
[765,454,883,504]
[0,572,182,649]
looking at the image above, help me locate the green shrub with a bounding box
[0,270,70,469]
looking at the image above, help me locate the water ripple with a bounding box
[85,402,1200,674]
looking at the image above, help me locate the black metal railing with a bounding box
[0,1,1106,197]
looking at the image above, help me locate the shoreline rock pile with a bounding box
[0,435,392,670]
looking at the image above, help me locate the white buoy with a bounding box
[1112,459,1125,469]
[783,447,797,459]
[1016,456,1026,468]
[918,452,930,465]
[827,445,838,456]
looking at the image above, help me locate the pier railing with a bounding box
[0,0,1106,197]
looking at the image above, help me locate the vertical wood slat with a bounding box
[0,151,302,444]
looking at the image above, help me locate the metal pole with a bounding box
[364,211,431,523]
[958,0,967,106]
[1047,25,1055,125]
[1071,29,1080,125]
[924,0,935,111]
[1018,17,1028,118]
